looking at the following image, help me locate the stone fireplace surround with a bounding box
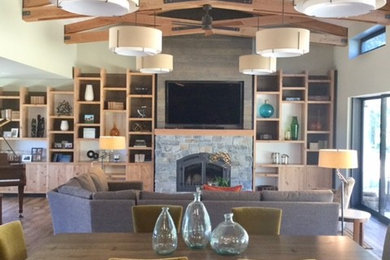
[154,129,253,192]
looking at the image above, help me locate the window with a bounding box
[360,27,386,54]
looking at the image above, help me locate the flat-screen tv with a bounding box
[165,80,244,129]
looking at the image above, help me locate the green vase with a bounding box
[290,116,299,140]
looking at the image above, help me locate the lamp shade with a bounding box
[239,54,277,75]
[256,28,310,58]
[318,149,358,169]
[140,54,173,74]
[53,0,139,17]
[109,26,162,56]
[294,0,386,18]
[99,136,126,150]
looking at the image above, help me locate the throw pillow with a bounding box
[89,166,109,191]
[57,178,93,199]
[202,184,243,192]
[75,173,97,192]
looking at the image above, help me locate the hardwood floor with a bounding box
[1,195,388,258]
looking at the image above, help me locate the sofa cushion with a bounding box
[201,190,261,201]
[140,191,193,200]
[89,166,109,192]
[75,173,97,192]
[262,190,333,202]
[202,184,243,192]
[57,178,92,199]
[92,190,138,200]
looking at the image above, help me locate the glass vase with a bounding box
[152,207,178,255]
[210,213,249,255]
[182,190,211,249]
[259,99,274,118]
[290,116,299,140]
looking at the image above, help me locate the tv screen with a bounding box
[165,80,244,129]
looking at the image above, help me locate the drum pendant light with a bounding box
[294,0,386,18]
[140,54,173,74]
[52,0,139,17]
[239,54,276,75]
[109,26,162,56]
[256,28,310,58]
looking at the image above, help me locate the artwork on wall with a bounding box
[31,147,44,162]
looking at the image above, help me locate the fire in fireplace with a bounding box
[176,152,231,192]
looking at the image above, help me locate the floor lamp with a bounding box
[99,136,126,170]
[318,149,358,235]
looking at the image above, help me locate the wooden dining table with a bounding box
[27,233,377,260]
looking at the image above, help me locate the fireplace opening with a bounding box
[177,153,231,192]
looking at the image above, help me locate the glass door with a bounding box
[361,96,390,219]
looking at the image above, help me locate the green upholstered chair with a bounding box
[0,220,27,260]
[383,224,390,260]
[132,205,183,233]
[232,207,282,235]
[109,257,188,260]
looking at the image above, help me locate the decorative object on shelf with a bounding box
[31,118,37,137]
[281,154,289,164]
[54,142,63,149]
[56,100,72,116]
[132,122,145,132]
[83,128,96,139]
[309,110,322,130]
[284,129,291,140]
[84,84,94,101]
[110,123,120,136]
[99,136,126,167]
[107,101,124,110]
[134,139,147,147]
[37,114,45,137]
[239,54,276,75]
[21,154,32,163]
[60,120,69,131]
[259,133,273,140]
[109,26,162,56]
[209,152,231,166]
[31,147,44,162]
[210,212,249,255]
[84,114,95,123]
[134,154,145,162]
[140,54,173,74]
[271,152,280,164]
[30,96,45,104]
[51,0,139,17]
[136,105,147,118]
[87,150,99,160]
[1,109,12,120]
[290,116,299,140]
[213,176,230,187]
[113,154,120,162]
[182,188,212,249]
[10,128,18,138]
[134,87,149,94]
[294,0,386,18]
[318,149,358,235]
[259,99,274,118]
[152,207,178,255]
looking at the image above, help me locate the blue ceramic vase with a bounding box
[259,99,274,118]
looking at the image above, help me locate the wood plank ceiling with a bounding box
[22,0,390,47]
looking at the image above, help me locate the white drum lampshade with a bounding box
[109,26,162,56]
[239,54,276,75]
[52,0,139,17]
[256,28,310,58]
[294,0,386,18]
[140,54,173,74]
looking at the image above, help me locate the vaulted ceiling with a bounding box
[22,0,390,47]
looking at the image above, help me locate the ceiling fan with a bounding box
[172,4,239,36]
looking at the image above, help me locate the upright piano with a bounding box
[0,153,26,218]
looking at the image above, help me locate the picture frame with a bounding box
[63,142,73,149]
[21,154,32,163]
[83,128,96,139]
[3,131,12,138]
[58,154,72,162]
[84,114,94,123]
[10,128,19,138]
[54,142,62,149]
[31,147,44,162]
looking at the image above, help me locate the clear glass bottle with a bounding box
[290,116,299,140]
[182,189,211,249]
[152,207,178,255]
[210,213,249,255]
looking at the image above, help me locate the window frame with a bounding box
[359,27,386,54]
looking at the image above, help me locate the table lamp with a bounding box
[99,136,126,169]
[318,149,358,235]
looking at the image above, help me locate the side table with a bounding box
[340,208,371,246]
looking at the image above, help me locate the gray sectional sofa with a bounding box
[48,171,339,236]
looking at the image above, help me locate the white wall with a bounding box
[334,24,390,148]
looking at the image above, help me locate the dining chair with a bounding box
[132,205,183,233]
[0,220,27,260]
[232,207,282,235]
[383,224,390,260]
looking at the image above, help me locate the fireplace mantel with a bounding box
[155,129,253,136]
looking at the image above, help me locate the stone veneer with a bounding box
[155,135,253,192]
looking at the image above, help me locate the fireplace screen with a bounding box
[177,153,231,192]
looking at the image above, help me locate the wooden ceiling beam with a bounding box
[23,0,50,8]
[23,5,83,21]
